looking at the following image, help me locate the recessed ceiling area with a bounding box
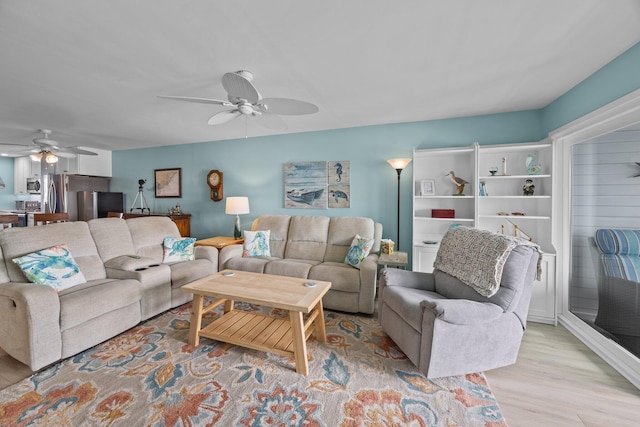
[1,0,639,153]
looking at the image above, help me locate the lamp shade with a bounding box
[225,197,250,215]
[387,158,412,170]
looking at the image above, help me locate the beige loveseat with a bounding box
[0,216,218,370]
[219,215,382,314]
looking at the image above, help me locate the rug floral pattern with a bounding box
[0,301,508,426]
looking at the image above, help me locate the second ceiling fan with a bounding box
[159,70,319,130]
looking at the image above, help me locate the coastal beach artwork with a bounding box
[284,162,328,209]
[328,160,350,208]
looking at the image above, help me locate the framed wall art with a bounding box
[284,161,328,209]
[420,179,436,196]
[328,160,350,208]
[155,168,182,198]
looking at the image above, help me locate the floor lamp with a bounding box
[225,197,250,239]
[387,158,412,251]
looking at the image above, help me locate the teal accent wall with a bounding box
[112,110,543,247]
[0,157,15,210]
[542,41,640,133]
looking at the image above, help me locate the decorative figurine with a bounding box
[446,171,469,195]
[489,166,498,176]
[526,154,541,175]
[523,179,535,196]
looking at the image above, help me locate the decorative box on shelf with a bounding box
[432,209,455,218]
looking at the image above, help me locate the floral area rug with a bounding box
[0,301,508,426]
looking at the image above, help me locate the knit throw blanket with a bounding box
[433,226,542,297]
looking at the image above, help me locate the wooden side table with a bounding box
[195,236,244,249]
[378,251,408,269]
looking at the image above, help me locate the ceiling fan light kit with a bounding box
[160,70,319,130]
[2,129,99,160]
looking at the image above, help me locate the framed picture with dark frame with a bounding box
[154,168,182,198]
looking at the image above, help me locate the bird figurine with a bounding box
[446,171,469,195]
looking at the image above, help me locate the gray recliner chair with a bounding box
[378,227,540,378]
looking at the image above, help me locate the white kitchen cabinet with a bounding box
[412,140,557,323]
[14,157,30,194]
[54,147,112,176]
[13,156,42,194]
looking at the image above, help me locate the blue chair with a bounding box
[594,229,640,356]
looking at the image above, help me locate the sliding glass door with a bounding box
[568,123,640,359]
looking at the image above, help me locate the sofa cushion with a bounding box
[243,230,271,257]
[59,278,142,330]
[285,216,330,262]
[163,237,196,263]
[0,221,106,282]
[87,218,136,262]
[169,259,215,288]
[324,217,375,263]
[308,262,361,292]
[264,259,318,278]
[13,244,87,292]
[251,215,291,259]
[127,216,181,263]
[225,256,274,273]
[344,235,374,269]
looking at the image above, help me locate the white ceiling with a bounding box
[1,0,640,154]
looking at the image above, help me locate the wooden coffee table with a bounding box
[181,270,331,375]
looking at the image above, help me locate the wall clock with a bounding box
[207,170,223,202]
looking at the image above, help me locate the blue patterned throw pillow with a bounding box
[344,234,374,269]
[242,230,271,257]
[162,237,197,263]
[13,244,87,292]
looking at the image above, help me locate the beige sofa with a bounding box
[219,215,382,314]
[0,216,218,370]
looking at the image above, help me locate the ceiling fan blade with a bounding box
[253,113,288,131]
[208,109,242,125]
[260,97,319,115]
[222,72,259,104]
[158,95,232,106]
[54,151,77,159]
[55,146,98,156]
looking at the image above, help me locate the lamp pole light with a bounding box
[225,197,250,239]
[387,158,412,251]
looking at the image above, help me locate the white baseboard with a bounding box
[559,312,640,389]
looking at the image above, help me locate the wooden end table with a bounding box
[195,236,244,249]
[181,270,331,375]
[378,251,408,269]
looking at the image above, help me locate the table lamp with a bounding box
[225,197,250,239]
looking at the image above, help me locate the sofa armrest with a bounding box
[219,244,243,269]
[380,268,436,291]
[104,255,158,271]
[0,282,62,370]
[421,299,504,325]
[357,254,379,313]
[195,246,219,272]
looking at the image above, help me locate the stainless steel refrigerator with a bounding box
[50,174,122,221]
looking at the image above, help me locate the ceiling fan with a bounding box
[159,70,319,130]
[1,129,98,162]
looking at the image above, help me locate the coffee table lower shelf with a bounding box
[199,307,318,358]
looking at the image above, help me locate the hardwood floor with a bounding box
[1,323,639,426]
[486,322,640,427]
